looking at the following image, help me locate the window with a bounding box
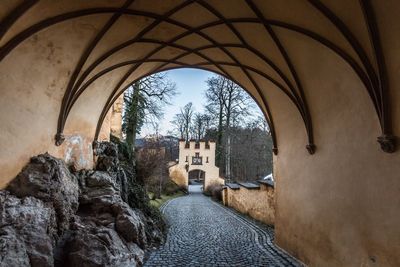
[192,153,202,165]
[206,157,209,163]
[195,142,200,149]
[185,156,188,162]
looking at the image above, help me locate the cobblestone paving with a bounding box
[144,186,302,267]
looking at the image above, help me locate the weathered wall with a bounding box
[270,5,400,265]
[222,184,275,226]
[0,13,109,187]
[110,94,124,139]
[98,109,112,142]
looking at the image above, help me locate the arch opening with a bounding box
[188,169,205,185]
[117,68,274,190]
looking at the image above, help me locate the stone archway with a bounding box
[1,1,400,266]
[188,170,205,184]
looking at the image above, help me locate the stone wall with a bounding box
[222,182,275,226]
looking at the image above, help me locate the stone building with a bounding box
[169,140,224,190]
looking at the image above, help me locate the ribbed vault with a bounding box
[1,0,396,154]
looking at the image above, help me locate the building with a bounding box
[169,140,224,190]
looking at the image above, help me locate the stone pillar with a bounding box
[110,94,124,139]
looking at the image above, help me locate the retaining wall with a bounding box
[222,182,275,226]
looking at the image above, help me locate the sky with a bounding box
[139,68,263,136]
[140,68,211,136]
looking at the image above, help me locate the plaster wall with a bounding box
[0,15,108,187]
[98,109,112,142]
[110,94,124,139]
[270,20,400,266]
[222,184,275,226]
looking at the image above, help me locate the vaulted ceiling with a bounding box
[0,0,397,154]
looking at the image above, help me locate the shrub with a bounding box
[163,179,181,195]
[204,183,223,201]
[110,135,132,162]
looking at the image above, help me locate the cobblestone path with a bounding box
[144,186,301,267]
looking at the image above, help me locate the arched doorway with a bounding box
[188,169,205,185]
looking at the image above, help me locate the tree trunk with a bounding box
[216,104,224,166]
[126,82,140,161]
[225,134,231,181]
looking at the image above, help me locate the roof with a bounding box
[238,182,260,190]
[226,183,241,190]
[258,179,274,188]
[2,1,393,155]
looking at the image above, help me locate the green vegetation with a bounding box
[203,183,223,202]
[149,191,186,209]
[110,136,167,234]
[148,179,187,208]
[122,73,176,155]
[110,73,178,239]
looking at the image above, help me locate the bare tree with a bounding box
[229,118,273,182]
[204,75,253,175]
[180,102,194,141]
[202,114,212,133]
[136,138,168,199]
[222,79,252,128]
[191,112,207,140]
[122,73,177,155]
[170,113,185,139]
[205,76,227,147]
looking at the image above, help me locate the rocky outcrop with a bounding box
[64,219,144,267]
[93,141,129,204]
[0,142,164,267]
[7,153,79,236]
[0,191,57,267]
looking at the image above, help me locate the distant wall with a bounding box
[222,183,275,226]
